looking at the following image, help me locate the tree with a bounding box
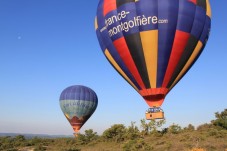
[102,124,126,142]
[84,129,98,142]
[125,122,140,140]
[76,129,98,145]
[140,119,149,135]
[76,134,87,145]
[140,119,165,135]
[212,109,227,129]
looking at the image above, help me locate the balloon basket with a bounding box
[145,107,164,120]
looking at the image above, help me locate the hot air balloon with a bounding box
[95,0,211,119]
[59,85,98,136]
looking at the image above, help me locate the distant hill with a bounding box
[0,133,73,139]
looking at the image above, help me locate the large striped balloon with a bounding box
[95,0,211,107]
[59,85,98,134]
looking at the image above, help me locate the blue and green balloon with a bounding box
[59,85,98,134]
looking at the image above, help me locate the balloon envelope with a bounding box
[59,85,98,133]
[95,0,211,107]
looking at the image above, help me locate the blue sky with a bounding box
[0,0,226,135]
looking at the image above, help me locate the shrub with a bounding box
[168,123,182,134]
[29,137,42,145]
[160,127,168,135]
[102,124,126,142]
[34,144,46,151]
[197,123,213,131]
[5,149,19,151]
[122,139,152,151]
[13,135,27,147]
[184,124,195,132]
[61,147,81,151]
[190,148,206,151]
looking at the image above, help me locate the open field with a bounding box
[1,128,227,151]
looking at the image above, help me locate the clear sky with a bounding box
[0,0,226,136]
